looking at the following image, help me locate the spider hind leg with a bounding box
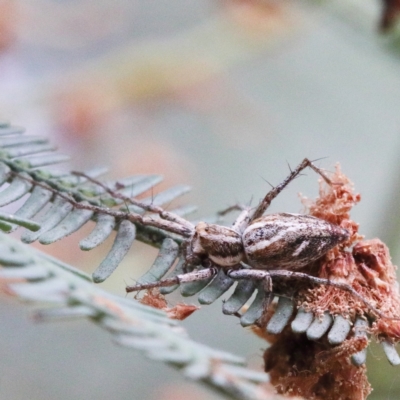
[251,158,335,222]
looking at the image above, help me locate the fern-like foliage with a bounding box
[1,119,399,386]
[0,231,281,400]
[0,123,290,399]
[0,121,290,399]
[0,121,262,320]
[0,122,189,274]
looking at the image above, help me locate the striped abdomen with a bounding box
[242,213,349,270]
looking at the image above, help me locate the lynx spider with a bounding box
[126,158,388,320]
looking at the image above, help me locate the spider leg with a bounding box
[259,273,274,326]
[213,203,252,234]
[250,158,334,222]
[227,268,400,321]
[227,268,272,281]
[126,267,218,293]
[232,207,252,233]
[217,204,247,216]
[181,239,202,273]
[268,270,399,321]
[227,269,274,325]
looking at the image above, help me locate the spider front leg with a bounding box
[181,238,203,273]
[126,266,218,293]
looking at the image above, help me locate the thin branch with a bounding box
[8,170,193,238]
[71,171,194,231]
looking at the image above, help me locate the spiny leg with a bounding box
[250,158,334,222]
[231,206,253,233]
[126,267,217,293]
[227,269,399,321]
[226,269,274,323]
[259,272,274,326]
[212,203,252,234]
[217,204,247,217]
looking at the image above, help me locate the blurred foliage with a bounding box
[2,1,400,399]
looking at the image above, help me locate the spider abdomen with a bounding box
[242,213,349,269]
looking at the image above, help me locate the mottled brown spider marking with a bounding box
[191,222,244,267]
[243,213,349,270]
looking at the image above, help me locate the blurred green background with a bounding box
[1,0,400,399]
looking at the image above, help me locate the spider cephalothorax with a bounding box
[191,222,244,267]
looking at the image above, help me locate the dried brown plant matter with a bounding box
[140,288,199,320]
[380,0,400,31]
[257,165,400,400]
